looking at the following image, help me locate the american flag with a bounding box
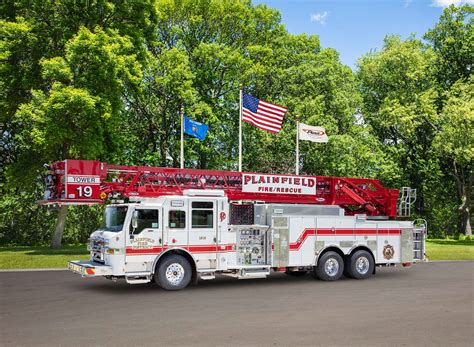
[242,92,287,133]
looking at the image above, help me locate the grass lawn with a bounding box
[0,239,472,269]
[0,245,89,269]
[425,239,474,261]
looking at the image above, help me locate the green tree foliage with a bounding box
[432,77,473,235]
[357,36,439,213]
[357,5,473,236]
[0,1,472,245]
[424,4,473,92]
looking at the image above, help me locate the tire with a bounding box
[285,270,308,277]
[313,251,344,281]
[155,254,192,290]
[343,257,353,278]
[347,250,374,280]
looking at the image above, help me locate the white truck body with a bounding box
[69,190,425,287]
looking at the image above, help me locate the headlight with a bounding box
[87,239,93,251]
[105,248,121,255]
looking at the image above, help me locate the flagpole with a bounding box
[296,118,300,175]
[180,105,184,169]
[238,89,243,172]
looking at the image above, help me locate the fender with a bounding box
[151,247,197,274]
[313,245,344,266]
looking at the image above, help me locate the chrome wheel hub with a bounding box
[324,258,339,276]
[356,256,370,275]
[165,263,185,286]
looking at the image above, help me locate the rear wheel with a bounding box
[313,251,344,281]
[155,254,192,290]
[347,250,374,280]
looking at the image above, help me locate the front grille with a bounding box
[91,239,105,263]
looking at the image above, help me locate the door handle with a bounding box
[159,238,162,244]
[130,235,134,240]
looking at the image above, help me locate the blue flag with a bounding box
[184,115,209,140]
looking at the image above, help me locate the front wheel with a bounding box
[155,254,192,290]
[313,251,344,281]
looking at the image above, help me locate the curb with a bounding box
[0,268,67,272]
[422,260,474,263]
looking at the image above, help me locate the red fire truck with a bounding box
[41,159,425,290]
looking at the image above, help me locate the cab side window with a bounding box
[192,201,214,228]
[131,209,159,234]
[169,210,185,229]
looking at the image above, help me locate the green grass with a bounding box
[426,239,474,261]
[0,239,472,269]
[0,245,89,269]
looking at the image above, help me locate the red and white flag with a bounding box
[242,92,287,133]
[298,123,329,143]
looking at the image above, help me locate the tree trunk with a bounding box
[459,192,472,236]
[462,212,472,236]
[453,162,472,236]
[51,205,68,249]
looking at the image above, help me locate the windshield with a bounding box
[101,206,128,232]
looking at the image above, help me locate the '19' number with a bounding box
[76,186,92,198]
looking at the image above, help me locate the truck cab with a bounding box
[70,191,230,286]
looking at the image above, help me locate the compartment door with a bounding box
[272,216,289,267]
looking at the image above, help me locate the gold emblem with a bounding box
[383,244,395,260]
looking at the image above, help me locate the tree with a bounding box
[424,4,473,92]
[1,1,155,247]
[357,35,439,212]
[10,27,141,247]
[432,77,473,235]
[424,4,473,235]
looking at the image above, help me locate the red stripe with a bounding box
[243,109,282,128]
[243,119,279,133]
[243,114,281,128]
[259,99,288,113]
[243,115,280,133]
[243,121,278,133]
[288,228,402,251]
[125,244,235,255]
[259,103,286,116]
[254,106,285,121]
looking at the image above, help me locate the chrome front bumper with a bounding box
[68,260,113,277]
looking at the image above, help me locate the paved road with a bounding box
[1,262,473,346]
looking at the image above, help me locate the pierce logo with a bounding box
[219,211,226,222]
[302,128,326,136]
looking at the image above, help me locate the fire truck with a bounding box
[41,159,425,290]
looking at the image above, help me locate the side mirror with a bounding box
[131,210,138,230]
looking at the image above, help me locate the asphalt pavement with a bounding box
[1,261,473,346]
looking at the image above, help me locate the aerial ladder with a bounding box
[41,159,400,218]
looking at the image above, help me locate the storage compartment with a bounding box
[231,225,271,266]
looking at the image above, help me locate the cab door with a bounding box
[125,207,162,273]
[188,199,218,269]
[163,199,188,249]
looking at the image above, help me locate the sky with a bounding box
[252,0,473,69]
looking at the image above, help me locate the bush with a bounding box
[0,188,103,246]
[456,233,466,241]
[465,235,472,241]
